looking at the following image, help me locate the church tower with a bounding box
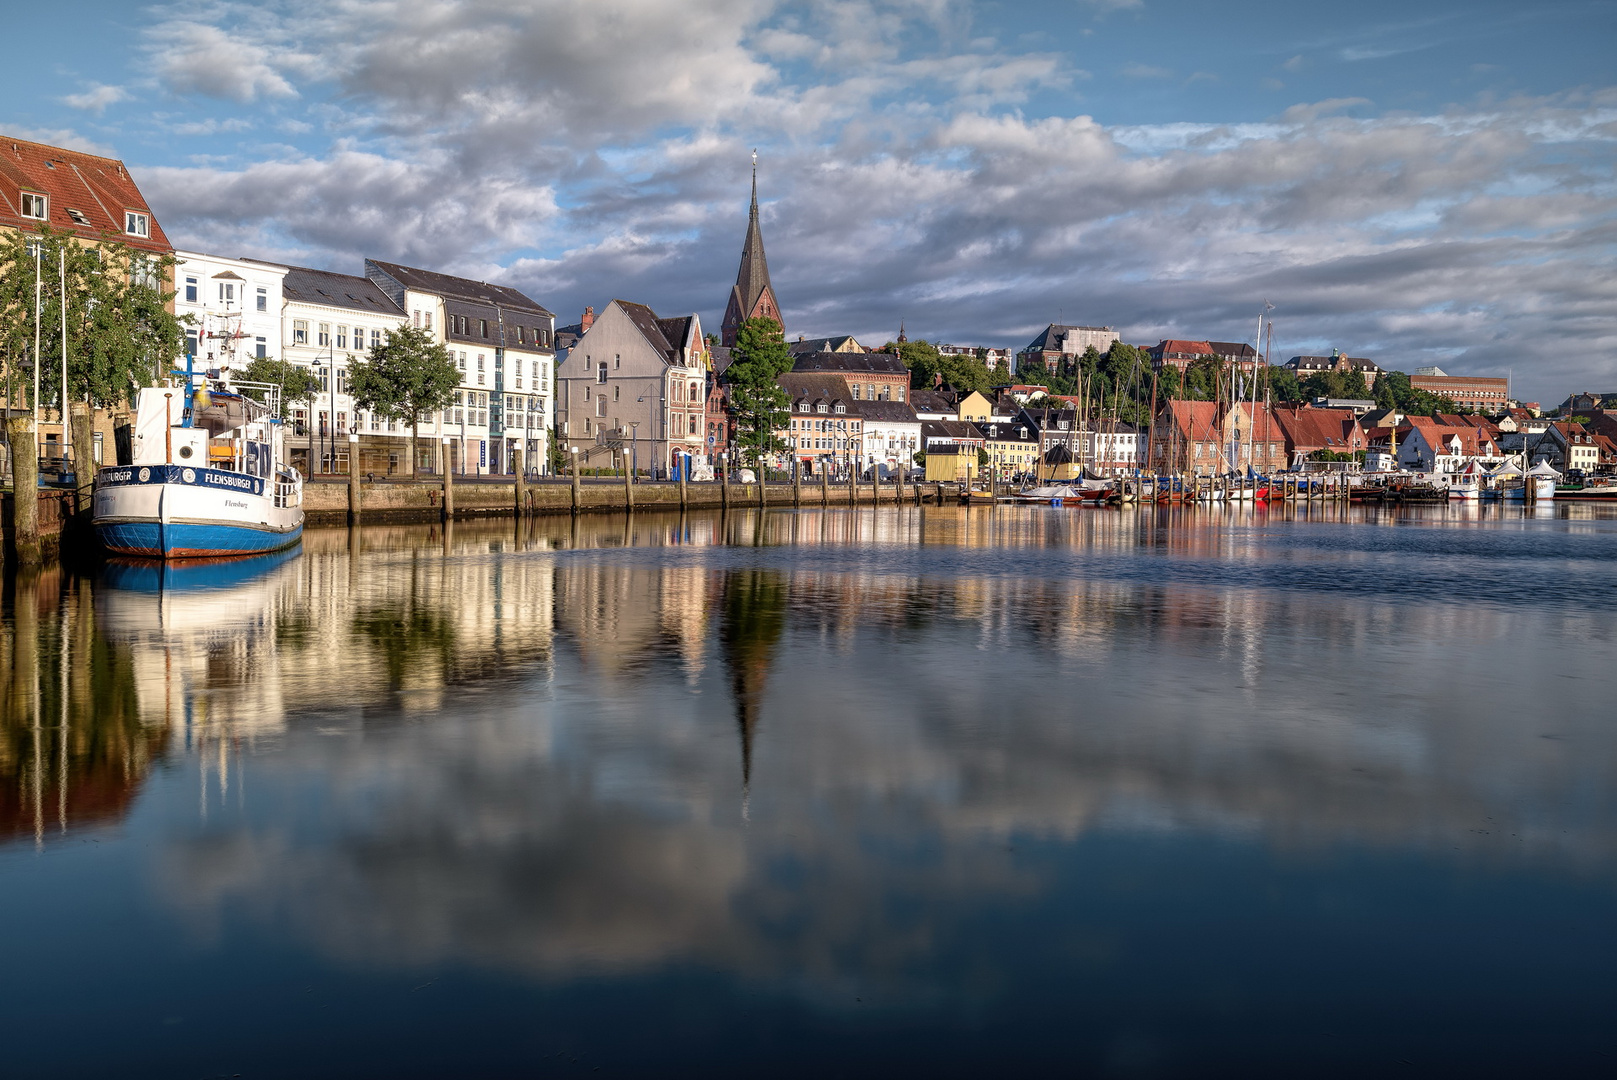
[721,151,781,347]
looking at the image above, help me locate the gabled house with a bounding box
[555,299,708,474]
[789,334,863,355]
[1148,400,1288,475]
[1,135,172,256]
[1396,416,1503,473]
[1148,339,1213,373]
[1272,406,1367,467]
[975,419,1042,479]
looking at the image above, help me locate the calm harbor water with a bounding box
[2,503,1615,1078]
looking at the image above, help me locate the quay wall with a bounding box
[301,477,922,525]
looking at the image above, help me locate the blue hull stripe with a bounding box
[97,520,304,560]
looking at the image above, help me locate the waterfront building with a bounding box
[790,351,910,403]
[1080,419,1143,475]
[1206,341,1261,372]
[939,344,1014,365]
[366,259,555,476]
[857,400,922,475]
[275,264,408,475]
[777,372,861,474]
[720,161,782,347]
[1019,324,1120,371]
[976,419,1042,479]
[1272,405,1368,467]
[554,299,709,475]
[1408,367,1508,411]
[173,252,286,374]
[1147,400,1288,475]
[923,442,978,482]
[921,418,985,453]
[1394,416,1504,473]
[1,134,174,472]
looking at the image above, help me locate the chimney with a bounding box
[581,305,594,333]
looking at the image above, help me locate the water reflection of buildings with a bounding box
[2,570,163,847]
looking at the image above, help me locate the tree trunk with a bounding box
[5,416,42,568]
[408,421,418,481]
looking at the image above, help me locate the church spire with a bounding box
[722,148,781,347]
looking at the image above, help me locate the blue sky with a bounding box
[3,1,1614,402]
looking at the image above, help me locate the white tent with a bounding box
[1528,460,1562,478]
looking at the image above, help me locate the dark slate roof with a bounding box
[1288,354,1382,372]
[922,419,984,441]
[1015,406,1079,433]
[789,335,861,355]
[656,315,695,352]
[365,258,553,316]
[1206,341,1257,359]
[277,264,403,316]
[790,351,909,376]
[779,372,852,405]
[853,400,920,423]
[1022,323,1116,353]
[974,421,1040,444]
[614,300,676,358]
[908,390,958,414]
[710,346,733,375]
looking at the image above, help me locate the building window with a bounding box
[424,312,432,330]
[517,326,525,345]
[336,326,347,349]
[219,281,236,304]
[413,310,421,328]
[20,193,46,219]
[597,363,607,384]
[125,211,150,237]
[293,320,308,345]
[896,387,905,402]
[184,277,198,303]
[480,319,489,338]
[371,328,382,348]
[597,398,606,417]
[255,337,267,359]
[256,287,268,312]
[851,383,861,399]
[318,323,331,347]
[614,354,621,369]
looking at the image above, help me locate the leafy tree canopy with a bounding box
[239,356,323,419]
[347,324,458,472]
[0,225,185,411]
[725,316,794,465]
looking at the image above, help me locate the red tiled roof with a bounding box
[0,135,171,253]
[1273,406,1363,453]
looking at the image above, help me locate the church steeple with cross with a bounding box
[721,150,782,347]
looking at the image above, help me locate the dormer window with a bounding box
[125,211,150,237]
[20,193,46,219]
[66,208,91,227]
[835,403,845,414]
[817,403,828,414]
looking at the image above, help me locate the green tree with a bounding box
[1184,356,1222,401]
[889,338,994,395]
[0,225,185,412]
[1267,365,1301,403]
[347,324,459,476]
[725,316,794,466]
[239,356,323,420]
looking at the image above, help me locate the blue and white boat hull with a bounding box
[94,464,304,559]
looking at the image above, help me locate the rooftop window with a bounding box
[66,208,91,227]
[20,193,46,219]
[125,211,149,238]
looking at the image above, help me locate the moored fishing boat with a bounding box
[93,376,303,559]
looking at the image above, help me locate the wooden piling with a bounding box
[5,416,42,568]
[623,452,634,512]
[793,461,801,507]
[348,433,361,526]
[820,465,829,506]
[678,459,688,510]
[514,447,528,516]
[441,438,454,521]
[570,448,580,515]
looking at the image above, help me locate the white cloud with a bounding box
[62,83,128,114]
[126,3,1617,405]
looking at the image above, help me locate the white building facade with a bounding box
[173,252,287,374]
[366,260,555,476]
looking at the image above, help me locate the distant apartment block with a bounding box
[1409,367,1508,411]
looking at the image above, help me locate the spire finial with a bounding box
[750,148,758,208]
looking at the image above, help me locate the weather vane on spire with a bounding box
[752,148,758,167]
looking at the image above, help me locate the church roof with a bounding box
[734,165,773,320]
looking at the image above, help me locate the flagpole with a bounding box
[34,245,42,464]
[60,247,70,471]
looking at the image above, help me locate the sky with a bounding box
[2,0,1613,404]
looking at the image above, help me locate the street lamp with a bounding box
[626,420,640,481]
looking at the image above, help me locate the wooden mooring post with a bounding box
[348,433,361,526]
[4,415,42,568]
[441,437,454,522]
[514,447,528,516]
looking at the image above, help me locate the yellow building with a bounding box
[955,391,994,423]
[977,420,1041,479]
